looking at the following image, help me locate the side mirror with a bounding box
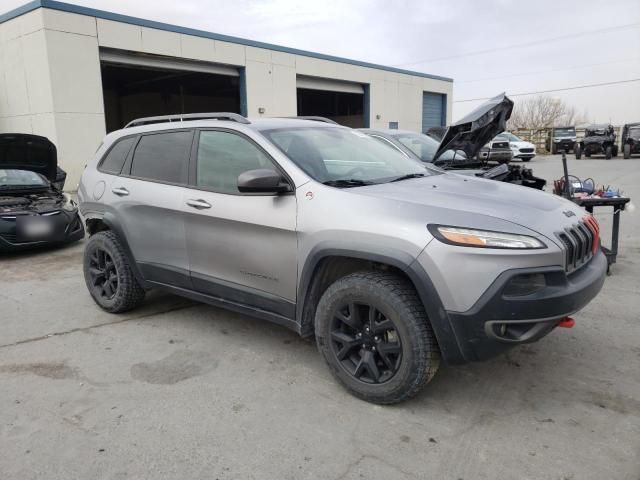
[237,169,291,193]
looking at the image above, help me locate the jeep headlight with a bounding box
[428,225,546,249]
[62,193,77,211]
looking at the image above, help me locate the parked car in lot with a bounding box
[477,137,513,163]
[621,122,640,159]
[575,124,618,159]
[494,132,536,161]
[0,134,84,252]
[549,126,577,154]
[78,102,607,404]
[359,128,470,167]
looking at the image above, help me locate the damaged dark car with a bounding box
[360,93,545,189]
[575,124,618,159]
[0,133,84,252]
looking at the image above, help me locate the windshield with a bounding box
[392,132,466,163]
[629,127,640,139]
[554,128,575,137]
[496,133,521,142]
[586,129,606,136]
[0,169,48,189]
[262,127,438,185]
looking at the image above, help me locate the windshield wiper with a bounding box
[389,173,426,183]
[322,179,374,188]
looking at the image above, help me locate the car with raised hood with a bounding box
[78,97,607,404]
[549,126,577,154]
[0,134,84,252]
[575,124,618,159]
[621,122,640,159]
[361,95,543,189]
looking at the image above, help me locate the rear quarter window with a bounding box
[129,131,193,184]
[99,137,136,175]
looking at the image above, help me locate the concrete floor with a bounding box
[1,155,639,480]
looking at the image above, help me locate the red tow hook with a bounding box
[557,317,575,328]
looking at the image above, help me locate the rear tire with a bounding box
[605,145,612,159]
[575,145,582,159]
[551,145,557,155]
[624,144,631,159]
[83,231,146,313]
[314,271,440,405]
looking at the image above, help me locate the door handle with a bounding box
[186,199,212,209]
[112,187,129,196]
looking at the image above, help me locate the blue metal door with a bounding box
[422,92,446,132]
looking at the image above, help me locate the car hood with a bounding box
[510,141,535,148]
[434,93,513,162]
[0,134,57,182]
[354,174,583,243]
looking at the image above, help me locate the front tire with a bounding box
[605,145,612,159]
[575,145,582,159]
[624,144,631,159]
[83,231,146,313]
[314,271,440,404]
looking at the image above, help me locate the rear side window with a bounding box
[100,137,136,175]
[130,131,192,184]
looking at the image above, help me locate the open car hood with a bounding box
[0,133,57,182]
[433,93,513,162]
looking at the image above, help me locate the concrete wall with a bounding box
[0,9,105,189]
[1,7,453,189]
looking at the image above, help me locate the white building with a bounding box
[0,0,453,187]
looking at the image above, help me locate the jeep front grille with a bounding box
[557,217,600,272]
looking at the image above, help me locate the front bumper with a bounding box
[513,149,536,159]
[0,210,84,252]
[444,250,607,362]
[553,140,575,151]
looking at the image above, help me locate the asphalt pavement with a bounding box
[1,154,638,480]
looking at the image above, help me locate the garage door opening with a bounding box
[296,76,367,128]
[100,52,241,132]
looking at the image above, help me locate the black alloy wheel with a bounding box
[330,302,403,384]
[88,248,119,300]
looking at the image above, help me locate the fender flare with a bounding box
[99,213,149,288]
[297,244,465,364]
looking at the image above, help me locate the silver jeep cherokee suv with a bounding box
[78,95,607,404]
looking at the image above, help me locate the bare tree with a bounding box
[556,105,590,127]
[508,95,588,129]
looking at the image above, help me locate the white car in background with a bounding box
[496,132,536,161]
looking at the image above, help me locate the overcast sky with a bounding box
[2,0,639,124]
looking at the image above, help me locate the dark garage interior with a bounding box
[101,63,241,132]
[296,88,365,128]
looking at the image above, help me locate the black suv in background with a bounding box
[621,123,640,159]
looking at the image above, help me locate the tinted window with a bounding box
[100,137,136,175]
[130,131,192,184]
[196,131,275,194]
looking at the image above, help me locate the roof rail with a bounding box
[125,112,250,128]
[283,116,339,125]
